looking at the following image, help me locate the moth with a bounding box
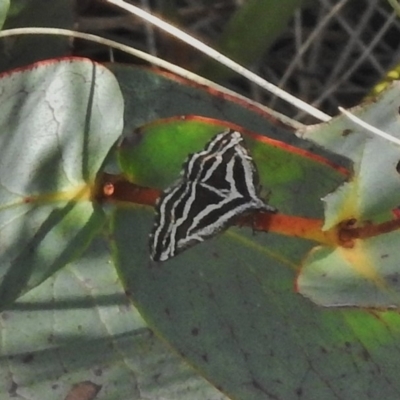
[149,129,276,262]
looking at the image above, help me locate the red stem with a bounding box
[95,173,400,247]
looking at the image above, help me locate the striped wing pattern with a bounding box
[149,129,276,262]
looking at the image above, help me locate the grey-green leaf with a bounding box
[0,236,226,399]
[0,0,9,29]
[0,58,124,307]
[297,82,400,307]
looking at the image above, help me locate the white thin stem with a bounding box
[0,27,304,130]
[0,27,185,72]
[339,106,400,146]
[103,0,331,122]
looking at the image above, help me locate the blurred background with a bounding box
[2,0,400,123]
[76,0,400,122]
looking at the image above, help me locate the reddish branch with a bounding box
[95,173,400,247]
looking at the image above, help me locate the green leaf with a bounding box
[113,206,400,400]
[299,82,400,227]
[108,63,344,166]
[0,0,9,29]
[297,82,400,307]
[118,118,344,218]
[0,58,124,307]
[108,63,302,142]
[113,119,362,400]
[299,231,400,307]
[0,236,226,400]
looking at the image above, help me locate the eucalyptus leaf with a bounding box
[114,207,400,400]
[0,236,226,400]
[0,0,9,29]
[0,58,124,307]
[113,119,374,400]
[297,82,400,307]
